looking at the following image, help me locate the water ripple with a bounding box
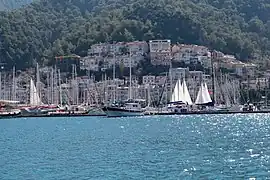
[0,114,270,179]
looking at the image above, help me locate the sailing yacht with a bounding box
[194,82,229,112]
[195,82,212,105]
[20,78,58,116]
[102,51,145,117]
[195,82,239,112]
[168,79,193,113]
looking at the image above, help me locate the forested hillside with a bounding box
[0,0,33,10]
[0,0,269,69]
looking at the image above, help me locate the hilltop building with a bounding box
[149,39,171,66]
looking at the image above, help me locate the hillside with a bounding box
[0,0,270,69]
[0,0,33,10]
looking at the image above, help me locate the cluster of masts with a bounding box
[0,50,241,109]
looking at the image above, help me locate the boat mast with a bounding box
[58,69,62,106]
[104,73,108,104]
[0,71,1,99]
[165,72,168,104]
[211,51,216,105]
[3,73,6,100]
[169,58,173,100]
[147,84,151,107]
[54,67,58,105]
[12,66,16,101]
[46,71,50,105]
[36,63,41,102]
[266,79,269,107]
[72,64,75,105]
[75,65,78,105]
[129,49,132,99]
[113,49,116,103]
[51,67,54,104]
[71,64,78,105]
[247,75,250,102]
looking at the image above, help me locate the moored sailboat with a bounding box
[194,82,228,112]
[102,50,145,117]
[102,99,145,117]
[0,100,21,118]
[195,82,212,106]
[20,78,58,116]
[168,79,193,113]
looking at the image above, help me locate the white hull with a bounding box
[0,109,21,117]
[20,107,58,116]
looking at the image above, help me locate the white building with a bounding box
[104,53,143,68]
[172,44,211,67]
[142,75,156,85]
[89,41,148,56]
[256,78,268,89]
[232,63,256,77]
[88,43,108,55]
[170,67,189,81]
[200,54,212,68]
[124,76,139,85]
[188,71,203,85]
[149,39,171,65]
[149,39,171,52]
[150,52,171,65]
[126,41,149,55]
[80,56,100,71]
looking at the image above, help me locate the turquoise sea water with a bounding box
[0,114,270,179]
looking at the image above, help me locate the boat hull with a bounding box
[102,107,143,117]
[0,112,21,118]
[20,107,58,116]
[87,108,106,116]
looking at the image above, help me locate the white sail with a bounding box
[203,83,212,103]
[195,82,212,105]
[171,80,178,102]
[171,79,184,102]
[30,78,42,106]
[195,83,204,105]
[182,80,193,105]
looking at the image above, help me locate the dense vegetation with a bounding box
[0,0,270,69]
[0,0,33,10]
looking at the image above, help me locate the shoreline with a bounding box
[1,110,270,119]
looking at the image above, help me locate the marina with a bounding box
[0,41,268,118]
